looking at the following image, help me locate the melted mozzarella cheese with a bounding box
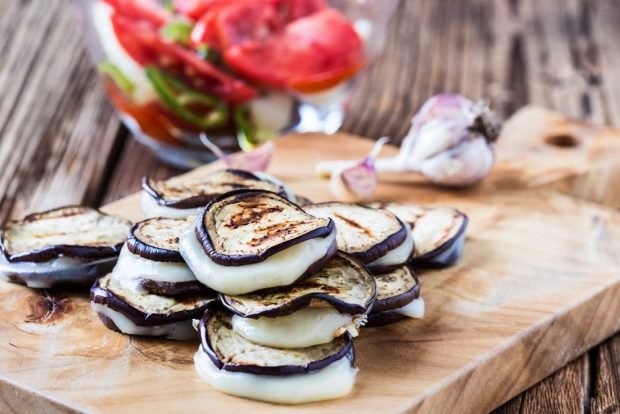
[91,302,196,340]
[113,245,196,283]
[92,2,157,105]
[232,307,359,349]
[0,255,114,288]
[367,224,414,268]
[141,192,203,219]
[194,348,357,404]
[179,227,336,295]
[394,297,425,318]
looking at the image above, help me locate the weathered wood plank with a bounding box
[590,336,620,414]
[0,0,124,223]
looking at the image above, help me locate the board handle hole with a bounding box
[544,133,580,148]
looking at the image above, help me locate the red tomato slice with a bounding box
[103,0,170,27]
[284,0,327,22]
[215,2,283,49]
[223,8,364,92]
[173,0,212,20]
[111,14,257,103]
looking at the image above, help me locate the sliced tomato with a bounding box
[215,2,283,49]
[223,8,364,92]
[111,14,257,103]
[190,9,221,49]
[103,0,170,27]
[283,0,327,22]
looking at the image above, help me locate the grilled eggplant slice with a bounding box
[366,265,425,327]
[127,217,189,262]
[180,190,337,294]
[115,217,208,296]
[0,206,130,288]
[221,252,376,318]
[141,169,289,219]
[371,265,420,313]
[194,304,357,404]
[1,206,130,263]
[372,203,468,267]
[304,203,414,271]
[91,274,214,340]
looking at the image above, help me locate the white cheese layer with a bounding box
[113,245,196,283]
[141,192,203,219]
[179,227,336,295]
[92,2,157,105]
[91,302,196,340]
[367,224,414,268]
[0,255,113,288]
[194,348,357,404]
[231,307,359,349]
[394,297,425,319]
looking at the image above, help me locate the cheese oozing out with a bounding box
[252,172,296,203]
[179,227,336,295]
[114,245,196,283]
[91,2,157,105]
[193,347,357,404]
[231,307,361,349]
[394,297,425,318]
[0,254,114,288]
[367,224,414,268]
[91,302,196,341]
[141,192,203,219]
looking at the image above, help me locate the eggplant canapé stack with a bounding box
[304,202,414,272]
[141,169,295,219]
[0,206,130,288]
[219,252,376,349]
[195,302,358,404]
[179,190,337,295]
[91,216,215,340]
[371,203,469,267]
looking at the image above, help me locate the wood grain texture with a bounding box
[0,0,124,224]
[2,124,620,413]
[2,0,620,411]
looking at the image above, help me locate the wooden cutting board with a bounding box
[1,106,620,413]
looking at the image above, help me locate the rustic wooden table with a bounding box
[0,0,618,412]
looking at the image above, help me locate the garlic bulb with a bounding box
[317,94,502,187]
[201,133,273,172]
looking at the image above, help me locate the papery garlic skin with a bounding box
[416,136,495,186]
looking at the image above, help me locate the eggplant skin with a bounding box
[1,206,130,263]
[195,190,336,266]
[220,252,376,319]
[371,266,420,313]
[138,278,214,297]
[198,302,355,376]
[304,203,408,265]
[411,214,469,268]
[126,218,186,263]
[142,169,287,209]
[364,311,408,328]
[90,278,211,327]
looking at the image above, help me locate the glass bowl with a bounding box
[73,0,398,168]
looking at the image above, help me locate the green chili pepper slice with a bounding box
[98,61,135,96]
[145,66,228,130]
[160,21,193,46]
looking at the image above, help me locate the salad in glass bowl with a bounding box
[74,0,397,167]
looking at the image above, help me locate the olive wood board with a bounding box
[1,106,620,413]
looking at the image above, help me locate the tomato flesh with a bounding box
[224,8,364,91]
[103,0,170,27]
